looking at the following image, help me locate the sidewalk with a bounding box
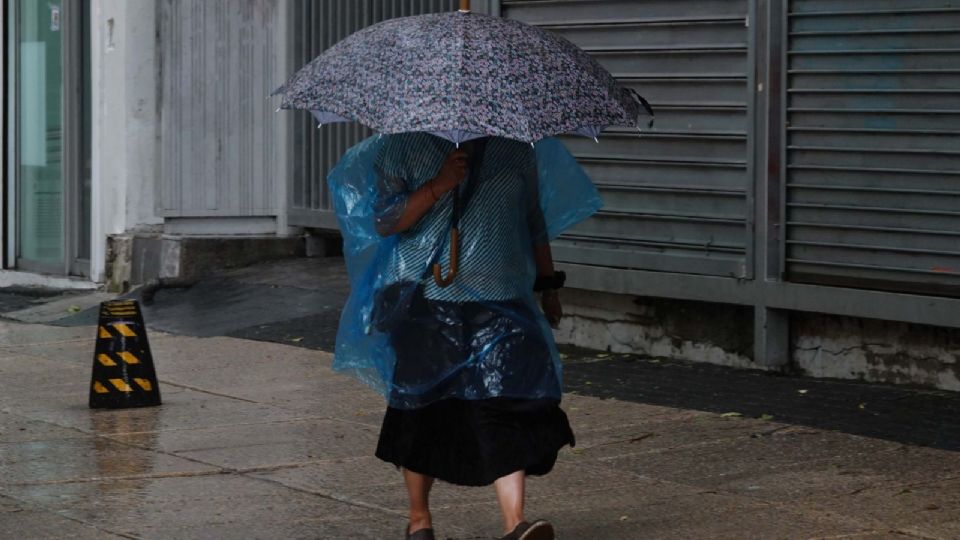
[1,258,959,539]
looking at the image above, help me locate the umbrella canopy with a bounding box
[274,9,652,144]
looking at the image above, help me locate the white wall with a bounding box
[89,0,162,283]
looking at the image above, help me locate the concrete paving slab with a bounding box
[146,335,388,423]
[433,486,867,540]
[11,333,175,367]
[8,384,303,436]
[0,411,89,443]
[540,500,867,540]
[903,520,960,540]
[710,442,960,503]
[257,458,656,518]
[0,496,128,539]
[107,418,379,471]
[0,320,92,349]
[6,340,97,367]
[562,412,770,459]
[798,477,960,534]
[0,351,87,379]
[561,393,710,433]
[0,435,219,486]
[596,424,902,488]
[4,474,396,540]
[0,369,97,412]
[3,292,117,324]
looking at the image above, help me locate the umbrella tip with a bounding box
[317,123,323,129]
[593,136,599,144]
[275,107,281,113]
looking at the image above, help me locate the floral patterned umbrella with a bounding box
[273,3,652,144]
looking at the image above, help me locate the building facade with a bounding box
[4,0,960,389]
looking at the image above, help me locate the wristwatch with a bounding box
[534,271,566,292]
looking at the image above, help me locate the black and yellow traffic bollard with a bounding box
[89,300,162,409]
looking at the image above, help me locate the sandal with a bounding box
[406,526,436,540]
[500,519,555,540]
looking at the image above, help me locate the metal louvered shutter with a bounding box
[785,0,960,296]
[503,0,754,278]
[287,0,459,229]
[159,0,285,218]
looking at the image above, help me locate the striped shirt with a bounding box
[374,133,546,302]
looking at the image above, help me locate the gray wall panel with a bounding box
[785,2,960,294]
[503,0,747,22]
[159,0,284,218]
[504,0,753,278]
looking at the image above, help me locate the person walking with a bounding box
[368,132,575,540]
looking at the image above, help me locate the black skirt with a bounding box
[376,397,575,486]
[376,296,574,485]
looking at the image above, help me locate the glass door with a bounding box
[13,0,64,272]
[7,0,89,275]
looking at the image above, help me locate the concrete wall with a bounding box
[89,0,163,283]
[556,288,756,370]
[557,290,960,392]
[793,314,960,392]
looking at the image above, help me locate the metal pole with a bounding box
[459,0,470,12]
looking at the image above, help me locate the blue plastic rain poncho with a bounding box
[330,133,601,410]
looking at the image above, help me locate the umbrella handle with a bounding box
[459,0,470,12]
[432,228,460,287]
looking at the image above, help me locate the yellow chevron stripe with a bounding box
[118,351,140,365]
[134,378,153,391]
[99,326,111,339]
[106,309,137,315]
[93,381,109,394]
[110,379,133,392]
[112,323,137,337]
[97,353,117,367]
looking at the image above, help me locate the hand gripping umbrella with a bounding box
[274,0,653,284]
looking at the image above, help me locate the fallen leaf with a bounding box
[759,414,775,421]
[66,305,81,313]
[721,412,743,418]
[596,353,610,358]
[858,402,867,410]
[797,389,808,395]
[290,337,304,342]
[571,448,585,455]
[619,516,628,521]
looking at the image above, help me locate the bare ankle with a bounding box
[409,511,432,532]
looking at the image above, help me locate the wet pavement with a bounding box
[2,257,960,539]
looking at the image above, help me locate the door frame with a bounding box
[63,0,89,277]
